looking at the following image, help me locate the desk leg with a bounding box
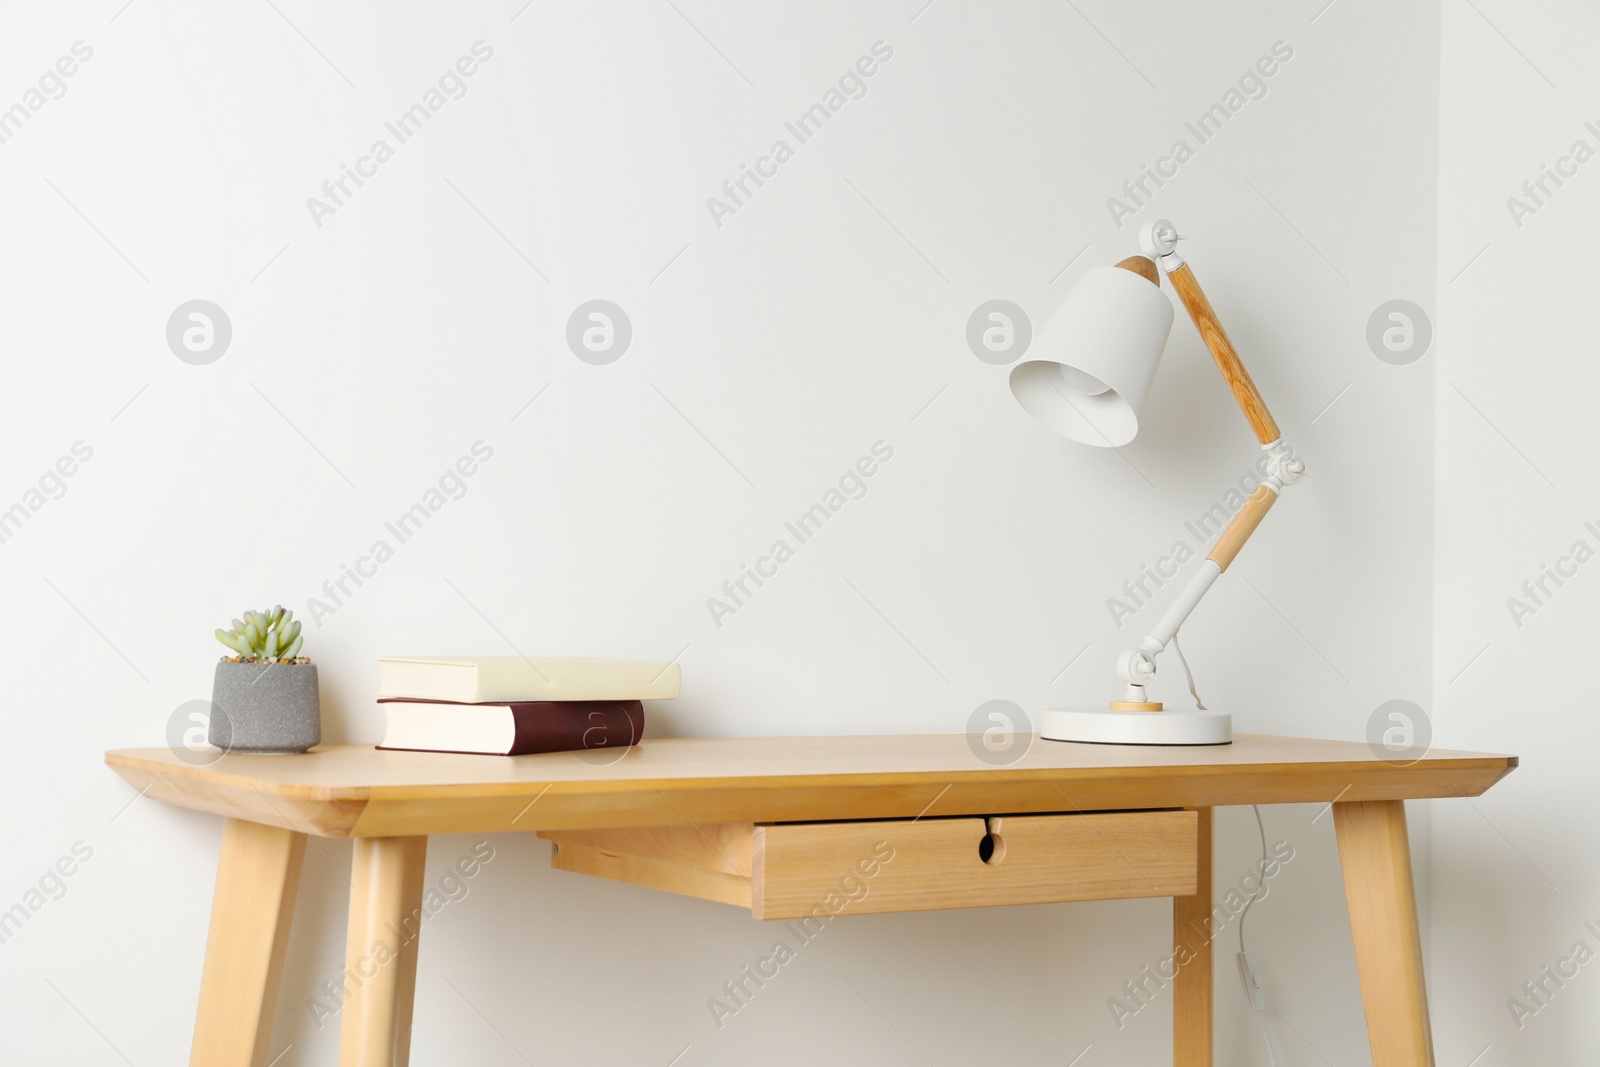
[1172,807,1213,1067]
[1334,800,1435,1067]
[339,836,428,1067]
[191,818,306,1067]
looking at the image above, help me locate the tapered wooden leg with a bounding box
[389,839,428,1067]
[1334,800,1435,1067]
[339,836,428,1067]
[191,818,306,1067]
[1173,807,1213,1067]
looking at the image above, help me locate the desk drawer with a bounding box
[542,810,1197,919]
[753,810,1195,918]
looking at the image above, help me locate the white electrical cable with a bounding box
[1237,804,1281,1067]
[1167,635,1207,711]
[1173,641,1278,1065]
[1238,805,1267,953]
[1248,998,1280,1067]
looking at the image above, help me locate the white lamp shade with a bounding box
[1008,265,1174,447]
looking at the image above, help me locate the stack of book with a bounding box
[375,656,680,756]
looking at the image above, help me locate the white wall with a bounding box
[0,2,1446,1064]
[1431,1,1600,1063]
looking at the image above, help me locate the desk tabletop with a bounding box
[106,734,1516,838]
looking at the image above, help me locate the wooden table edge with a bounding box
[106,745,1518,840]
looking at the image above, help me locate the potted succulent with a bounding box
[210,606,320,754]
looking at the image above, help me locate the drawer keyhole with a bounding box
[979,818,1006,865]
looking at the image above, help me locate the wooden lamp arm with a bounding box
[1110,221,1303,708]
[1138,222,1296,572]
[1206,483,1276,571]
[1166,262,1281,446]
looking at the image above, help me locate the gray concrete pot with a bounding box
[210,661,321,754]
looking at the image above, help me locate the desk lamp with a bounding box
[1010,219,1304,745]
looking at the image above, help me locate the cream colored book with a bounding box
[376,656,681,704]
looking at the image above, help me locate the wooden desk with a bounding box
[106,733,1516,1067]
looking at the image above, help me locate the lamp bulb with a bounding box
[1060,365,1112,396]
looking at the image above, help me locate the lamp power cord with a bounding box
[1167,635,1207,711]
[1236,804,1282,1067]
[1170,638,1279,1065]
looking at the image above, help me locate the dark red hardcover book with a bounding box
[375,699,643,756]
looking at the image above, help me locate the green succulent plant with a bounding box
[215,605,306,662]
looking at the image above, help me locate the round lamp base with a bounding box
[1040,707,1232,746]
